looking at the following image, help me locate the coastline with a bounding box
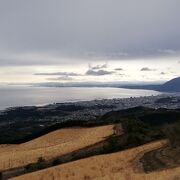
[0,86,162,111]
[0,92,178,113]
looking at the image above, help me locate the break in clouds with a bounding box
[0,0,180,83]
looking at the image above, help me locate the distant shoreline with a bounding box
[0,86,161,111]
[0,92,180,144]
[1,92,177,113]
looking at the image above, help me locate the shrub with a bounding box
[122,119,155,147]
[26,157,46,172]
[38,157,45,163]
[52,159,61,166]
[162,121,180,148]
[104,136,119,153]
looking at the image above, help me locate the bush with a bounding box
[26,157,46,172]
[122,119,155,147]
[38,157,45,163]
[162,121,180,148]
[52,158,61,166]
[103,136,119,153]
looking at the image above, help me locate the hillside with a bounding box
[160,77,180,92]
[1,107,180,179]
[99,106,180,126]
[10,140,180,180]
[0,125,114,171]
[121,77,180,92]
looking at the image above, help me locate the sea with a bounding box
[0,86,161,110]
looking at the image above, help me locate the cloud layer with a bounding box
[86,69,114,76]
[35,72,81,76]
[0,0,180,66]
[0,1,180,83]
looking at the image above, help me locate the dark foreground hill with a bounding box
[1,107,180,180]
[99,106,180,126]
[1,106,180,144]
[1,106,180,180]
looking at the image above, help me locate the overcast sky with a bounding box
[0,0,180,83]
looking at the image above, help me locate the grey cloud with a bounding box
[160,72,166,75]
[35,72,81,76]
[89,63,107,70]
[47,76,73,81]
[114,68,123,71]
[140,67,156,71]
[0,0,180,66]
[86,69,114,76]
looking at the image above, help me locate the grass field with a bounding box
[0,125,114,171]
[11,140,180,180]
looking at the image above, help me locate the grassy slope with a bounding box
[0,125,113,171]
[11,140,180,180]
[1,107,180,179]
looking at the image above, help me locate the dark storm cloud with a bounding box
[86,69,114,76]
[140,67,156,71]
[0,0,180,65]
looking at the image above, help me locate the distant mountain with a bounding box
[121,77,180,92]
[120,84,161,91]
[33,77,180,92]
[160,77,180,92]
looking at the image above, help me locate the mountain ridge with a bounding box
[121,77,180,92]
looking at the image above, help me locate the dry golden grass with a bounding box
[0,125,113,171]
[11,140,180,180]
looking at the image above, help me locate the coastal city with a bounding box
[0,93,180,144]
[1,93,180,123]
[39,93,180,122]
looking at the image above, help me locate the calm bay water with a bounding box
[0,86,161,110]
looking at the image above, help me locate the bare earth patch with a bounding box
[0,125,113,171]
[11,140,180,180]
